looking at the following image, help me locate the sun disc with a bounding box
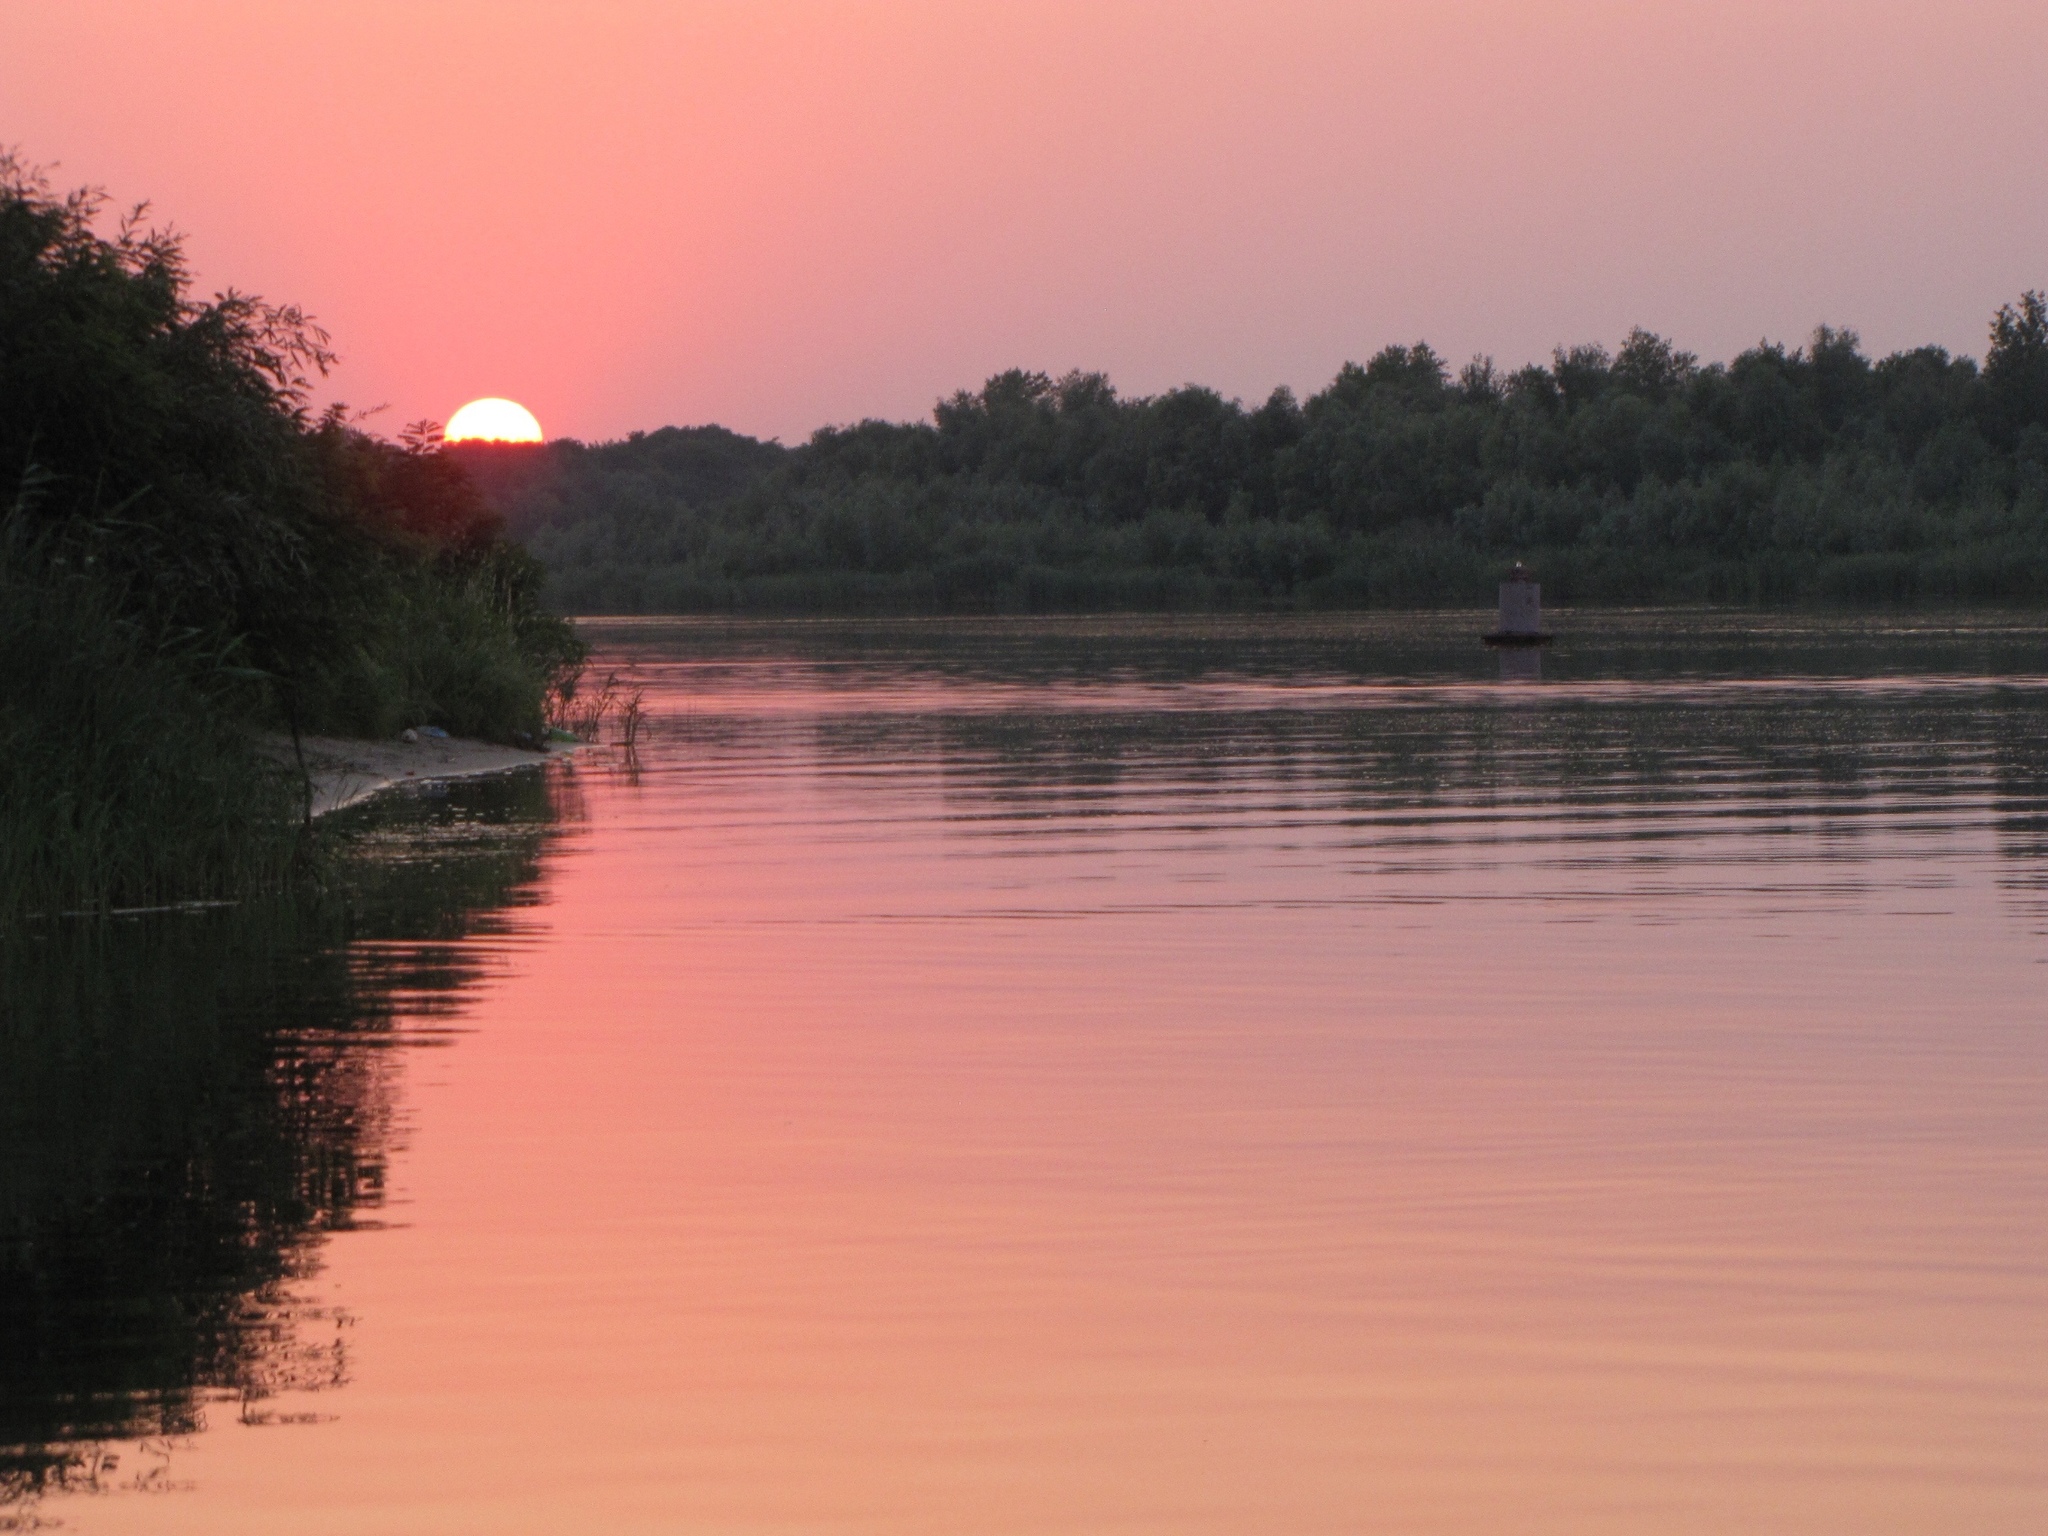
[445,397,543,443]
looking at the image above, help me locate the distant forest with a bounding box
[466,296,2048,612]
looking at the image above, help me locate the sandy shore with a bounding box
[263,733,572,818]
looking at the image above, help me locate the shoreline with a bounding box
[265,734,577,818]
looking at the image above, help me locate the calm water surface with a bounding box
[5,611,2047,1533]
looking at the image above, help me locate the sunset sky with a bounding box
[8,1,2046,444]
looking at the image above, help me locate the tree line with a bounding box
[482,297,2048,612]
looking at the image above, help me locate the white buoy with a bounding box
[1483,562,1553,647]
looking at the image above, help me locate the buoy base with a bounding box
[1482,632,1553,647]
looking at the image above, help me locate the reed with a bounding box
[0,530,306,921]
[547,666,647,745]
[616,679,647,748]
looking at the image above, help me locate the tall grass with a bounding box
[0,528,305,920]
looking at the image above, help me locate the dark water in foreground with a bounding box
[5,611,2046,1534]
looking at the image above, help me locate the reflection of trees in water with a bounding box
[796,684,2048,880]
[0,768,572,1516]
[597,611,2048,693]
[638,615,2048,859]
[643,616,2048,891]
[1993,710,2048,933]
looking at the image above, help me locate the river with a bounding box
[5,611,2046,1534]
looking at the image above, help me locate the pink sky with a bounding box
[8,1,2046,444]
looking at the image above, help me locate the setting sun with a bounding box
[445,397,543,443]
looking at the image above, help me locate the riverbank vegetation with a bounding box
[483,298,2048,614]
[0,158,580,920]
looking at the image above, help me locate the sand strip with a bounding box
[262,733,573,818]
